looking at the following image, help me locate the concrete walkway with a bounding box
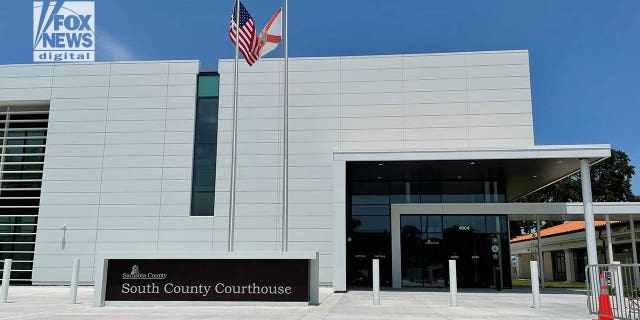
[332,287,592,319]
[0,286,592,319]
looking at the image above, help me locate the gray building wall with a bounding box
[0,60,200,284]
[0,50,535,286]
[214,50,534,284]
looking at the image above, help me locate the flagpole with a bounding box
[281,0,289,252]
[228,0,241,252]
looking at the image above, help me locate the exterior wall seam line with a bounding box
[90,63,112,282]
[156,63,170,250]
[464,53,471,148]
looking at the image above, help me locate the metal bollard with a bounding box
[1,259,12,303]
[449,260,457,307]
[372,259,380,305]
[70,258,80,304]
[530,260,540,309]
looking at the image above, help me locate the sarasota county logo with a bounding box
[130,264,140,275]
[122,265,167,280]
[33,0,95,62]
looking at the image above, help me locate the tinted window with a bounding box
[390,181,420,203]
[442,181,484,203]
[352,205,389,216]
[198,75,220,97]
[191,74,219,216]
[420,182,442,203]
[443,215,486,233]
[351,216,390,233]
[351,182,389,205]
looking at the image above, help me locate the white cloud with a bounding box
[98,30,136,62]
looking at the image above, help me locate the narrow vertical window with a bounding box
[191,73,219,216]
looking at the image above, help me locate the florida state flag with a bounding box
[257,7,282,58]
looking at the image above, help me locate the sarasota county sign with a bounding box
[94,253,319,306]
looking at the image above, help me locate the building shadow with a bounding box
[346,286,586,295]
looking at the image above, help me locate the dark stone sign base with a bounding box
[94,252,319,306]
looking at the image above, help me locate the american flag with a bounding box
[229,1,259,66]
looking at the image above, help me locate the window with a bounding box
[442,181,484,203]
[420,182,442,203]
[552,251,567,281]
[0,106,48,283]
[442,215,486,233]
[350,216,390,233]
[390,181,420,203]
[573,249,587,282]
[190,74,219,216]
[351,182,389,205]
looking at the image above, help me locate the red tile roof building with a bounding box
[511,221,612,243]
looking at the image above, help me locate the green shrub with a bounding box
[624,285,640,299]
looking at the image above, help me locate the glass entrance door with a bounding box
[400,214,511,288]
[400,215,445,287]
[443,231,494,287]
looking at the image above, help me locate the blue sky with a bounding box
[1,0,639,194]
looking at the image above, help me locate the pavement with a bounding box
[0,286,594,319]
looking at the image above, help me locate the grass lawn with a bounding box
[512,278,584,288]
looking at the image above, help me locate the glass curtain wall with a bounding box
[346,161,508,287]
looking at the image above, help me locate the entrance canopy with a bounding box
[392,202,640,222]
[333,144,612,291]
[335,144,611,202]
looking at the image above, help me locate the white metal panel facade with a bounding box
[0,51,537,286]
[215,50,535,285]
[0,60,200,284]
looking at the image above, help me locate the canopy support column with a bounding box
[580,159,598,265]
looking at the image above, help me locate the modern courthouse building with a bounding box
[0,49,634,291]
